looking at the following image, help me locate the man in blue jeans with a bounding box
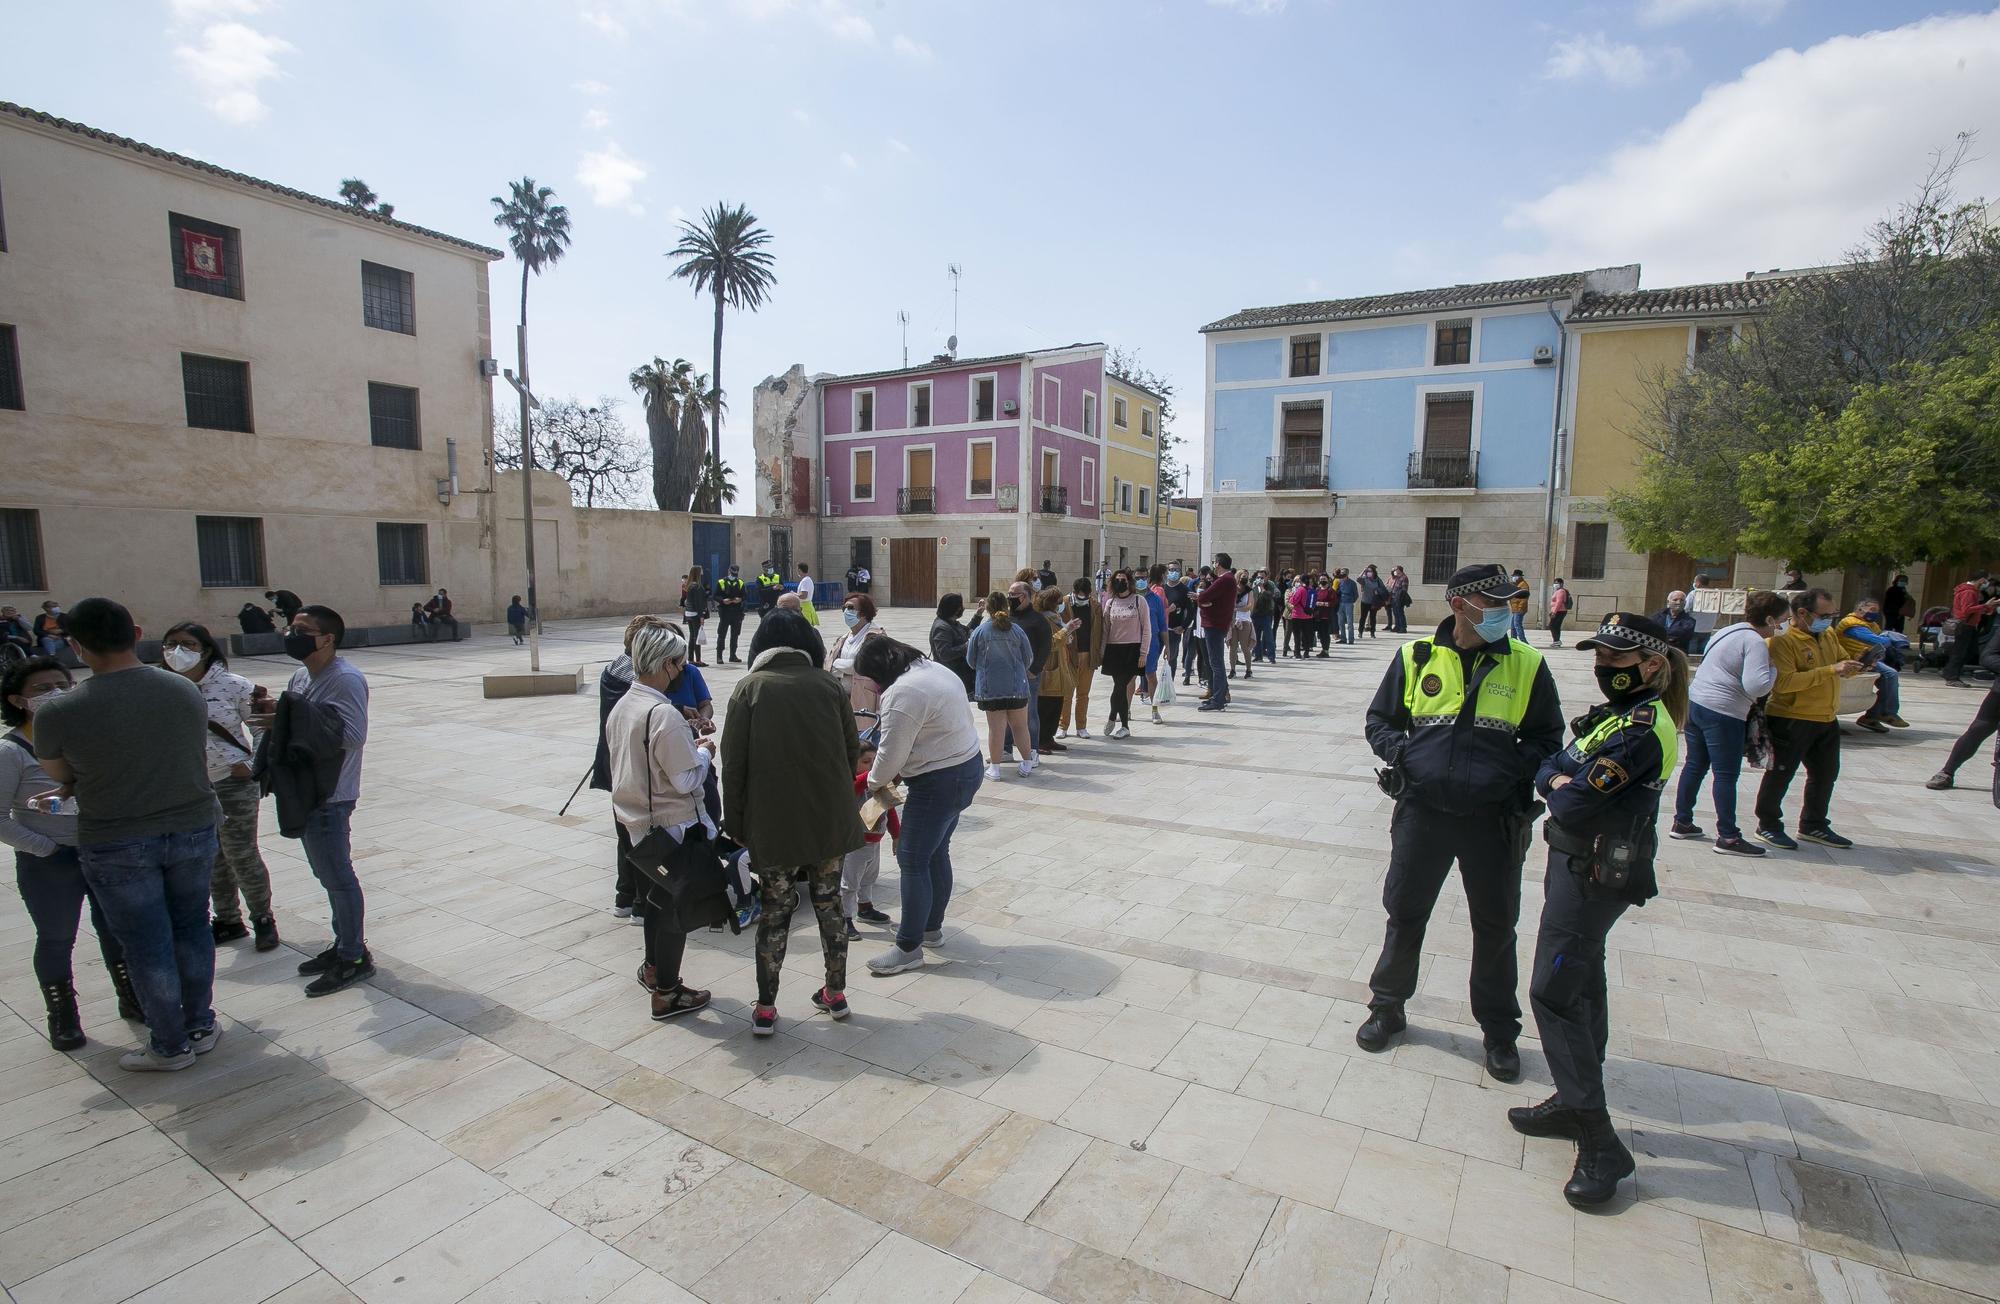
[1196,554,1238,711]
[34,598,220,1071]
[253,605,373,997]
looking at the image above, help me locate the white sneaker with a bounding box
[1151,707,1164,723]
[1056,728,1069,739]
[922,929,945,948]
[1075,727,1091,739]
[1112,723,1131,739]
[1027,750,1039,770]
[119,1046,196,1073]
[612,904,634,918]
[1017,759,1034,777]
[867,945,925,976]
[985,764,1004,780]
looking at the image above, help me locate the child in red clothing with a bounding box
[842,743,898,938]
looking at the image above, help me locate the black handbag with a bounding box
[624,706,733,933]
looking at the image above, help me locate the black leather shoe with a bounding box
[1563,1109,1636,1207]
[1354,1008,1406,1053]
[1507,1093,1581,1138]
[1485,1042,1521,1083]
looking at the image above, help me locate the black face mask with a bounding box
[1008,597,1022,613]
[1595,663,1646,702]
[1112,580,1130,595]
[283,631,321,662]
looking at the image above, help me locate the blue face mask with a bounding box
[1166,570,1181,583]
[1808,616,1833,634]
[843,609,862,629]
[1472,604,1512,642]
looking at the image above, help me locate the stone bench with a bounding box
[228,623,473,658]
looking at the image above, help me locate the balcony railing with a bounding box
[1407,450,1478,489]
[898,486,937,514]
[970,476,993,497]
[1265,456,1330,491]
[1039,485,1068,515]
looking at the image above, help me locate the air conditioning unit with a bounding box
[827,504,843,516]
[1219,479,1238,491]
[1001,399,1019,415]
[1533,345,1554,364]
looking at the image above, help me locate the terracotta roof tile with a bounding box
[1200,273,1591,333]
[1567,278,1797,323]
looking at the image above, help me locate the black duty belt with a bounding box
[1542,822,1595,858]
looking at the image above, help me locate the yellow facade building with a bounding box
[1100,372,1198,570]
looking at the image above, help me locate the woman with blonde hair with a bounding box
[1033,587,1075,752]
[966,591,1035,779]
[680,566,710,665]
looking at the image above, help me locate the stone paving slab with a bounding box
[0,610,1996,1302]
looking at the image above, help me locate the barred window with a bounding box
[0,325,21,410]
[361,261,415,334]
[1434,319,1471,366]
[377,522,429,585]
[168,213,244,299]
[182,353,252,432]
[1422,517,1460,586]
[1289,334,1321,377]
[196,516,265,588]
[1573,522,1608,581]
[0,508,45,590]
[368,382,421,449]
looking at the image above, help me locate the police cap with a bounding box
[1444,564,1517,601]
[1577,612,1674,657]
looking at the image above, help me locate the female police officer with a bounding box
[1509,611,1689,1207]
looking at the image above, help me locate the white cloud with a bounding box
[583,107,611,130]
[892,34,932,61]
[1640,0,1785,25]
[166,0,262,21]
[1499,11,2000,286]
[575,79,611,96]
[576,140,648,213]
[887,137,911,154]
[791,106,812,125]
[733,0,873,41]
[174,21,293,126]
[1544,32,1684,86]
[838,151,859,171]
[580,7,626,37]
[1207,0,1285,13]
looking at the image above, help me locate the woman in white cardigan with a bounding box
[828,593,885,712]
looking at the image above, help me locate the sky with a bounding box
[6,0,1999,504]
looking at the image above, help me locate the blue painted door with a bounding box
[692,521,732,594]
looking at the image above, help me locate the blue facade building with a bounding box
[1199,267,1638,615]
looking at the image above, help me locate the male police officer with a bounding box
[755,562,785,618]
[1358,563,1564,1081]
[714,566,747,662]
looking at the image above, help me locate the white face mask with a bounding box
[162,646,203,672]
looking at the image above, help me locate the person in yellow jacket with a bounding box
[1753,588,1865,851]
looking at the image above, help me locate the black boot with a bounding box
[42,982,85,1051]
[1563,1108,1636,1207]
[1507,1093,1582,1139]
[108,961,143,1022]
[1354,1007,1406,1053]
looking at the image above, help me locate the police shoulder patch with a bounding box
[1420,674,1443,696]
[1629,704,1656,727]
[1585,757,1629,793]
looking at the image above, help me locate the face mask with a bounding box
[1773,620,1791,637]
[1112,580,1130,595]
[1008,597,1022,613]
[162,646,202,672]
[843,609,862,629]
[1472,604,1512,642]
[1595,664,1645,700]
[19,686,67,714]
[1032,579,1043,592]
[1808,616,1833,634]
[283,631,321,661]
[1166,570,1180,583]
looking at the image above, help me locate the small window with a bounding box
[1119,481,1134,514]
[361,260,415,334]
[854,389,875,432]
[852,448,875,502]
[1137,486,1151,518]
[195,516,265,588]
[1082,393,1096,437]
[1040,376,1059,425]
[1573,522,1608,581]
[1080,457,1096,505]
[973,376,996,422]
[368,382,421,449]
[968,440,994,497]
[0,325,21,410]
[182,353,253,432]
[1113,396,1128,428]
[0,508,45,590]
[1421,517,1461,585]
[1041,449,1060,490]
[1289,334,1321,377]
[1141,408,1155,439]
[1281,400,1323,463]
[1422,393,1474,454]
[909,382,933,428]
[1434,319,1471,366]
[377,522,429,586]
[168,212,244,300]
[1694,326,1731,355]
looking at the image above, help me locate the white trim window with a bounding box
[1040,447,1060,491]
[1118,480,1134,515]
[1141,407,1155,439]
[1040,375,1061,428]
[971,373,999,422]
[1113,395,1129,428]
[1080,456,1097,506]
[966,438,996,499]
[1137,485,1151,519]
[1288,333,1322,377]
[852,388,875,433]
[1081,392,1097,437]
[908,381,933,428]
[850,446,876,503]
[1431,318,1473,367]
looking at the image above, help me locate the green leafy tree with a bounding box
[1611,143,2000,568]
[696,453,739,511]
[337,178,394,219]
[669,203,776,472]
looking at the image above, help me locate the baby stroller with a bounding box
[1913,605,1952,672]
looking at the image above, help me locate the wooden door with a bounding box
[1268,518,1327,575]
[890,537,937,608]
[971,538,991,599]
[1643,550,1690,614]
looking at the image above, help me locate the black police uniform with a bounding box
[1360,565,1564,1067]
[714,574,747,661]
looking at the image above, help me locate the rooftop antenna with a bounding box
[947,262,962,358]
[897,309,910,368]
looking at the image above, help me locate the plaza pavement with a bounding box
[0,607,1997,1304]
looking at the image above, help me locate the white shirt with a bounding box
[607,681,713,842]
[194,664,261,782]
[1688,622,1778,721]
[866,660,981,787]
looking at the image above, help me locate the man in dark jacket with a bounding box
[1355,564,1564,1083]
[1195,555,1237,710]
[723,611,866,1036]
[1008,580,1052,755]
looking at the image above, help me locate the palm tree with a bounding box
[630,357,707,512]
[696,453,738,511]
[669,203,776,469]
[338,178,393,219]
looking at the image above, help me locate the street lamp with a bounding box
[503,360,543,672]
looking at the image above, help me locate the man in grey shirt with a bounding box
[253,604,372,996]
[34,598,220,1071]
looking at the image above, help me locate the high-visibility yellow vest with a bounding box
[1400,636,1544,733]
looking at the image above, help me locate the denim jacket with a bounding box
[966,618,1034,702]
